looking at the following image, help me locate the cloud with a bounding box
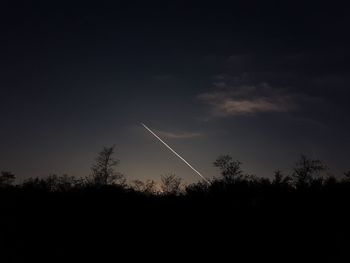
[157,130,203,139]
[197,82,315,117]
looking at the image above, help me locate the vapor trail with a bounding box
[141,123,210,184]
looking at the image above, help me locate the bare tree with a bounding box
[0,171,15,186]
[272,170,291,185]
[292,154,326,186]
[143,179,158,194]
[214,155,243,182]
[131,179,158,194]
[56,174,78,191]
[91,145,125,186]
[160,174,182,195]
[131,179,145,192]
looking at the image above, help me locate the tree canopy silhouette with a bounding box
[160,174,182,195]
[214,155,243,182]
[90,145,125,186]
[292,154,326,186]
[0,171,15,186]
[0,152,350,262]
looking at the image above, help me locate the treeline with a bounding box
[1,146,350,262]
[1,145,350,197]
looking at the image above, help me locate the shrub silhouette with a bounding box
[22,177,52,191]
[131,179,158,195]
[185,180,209,196]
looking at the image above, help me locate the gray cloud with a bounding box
[197,81,318,117]
[157,130,203,139]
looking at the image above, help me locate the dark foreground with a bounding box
[1,183,350,263]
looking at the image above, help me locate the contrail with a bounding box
[141,123,210,184]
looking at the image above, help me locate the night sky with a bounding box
[1,1,349,183]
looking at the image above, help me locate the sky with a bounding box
[1,0,349,183]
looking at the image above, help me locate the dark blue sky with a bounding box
[1,0,349,183]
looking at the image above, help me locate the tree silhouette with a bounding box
[22,177,50,191]
[214,155,243,182]
[46,174,78,192]
[0,153,348,263]
[131,179,145,192]
[160,174,182,195]
[185,180,209,196]
[143,179,158,194]
[56,174,80,191]
[90,145,125,186]
[0,171,15,186]
[131,179,158,194]
[292,154,326,187]
[272,170,291,186]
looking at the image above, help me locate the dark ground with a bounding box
[1,183,349,263]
